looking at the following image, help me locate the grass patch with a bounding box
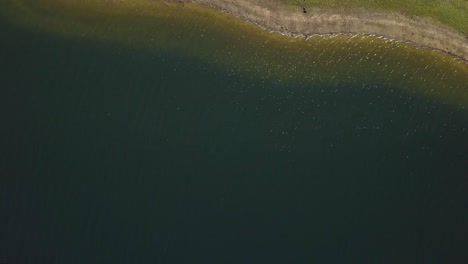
[285,0,468,35]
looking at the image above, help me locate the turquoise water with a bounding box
[1,16,468,263]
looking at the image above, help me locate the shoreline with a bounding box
[177,0,468,62]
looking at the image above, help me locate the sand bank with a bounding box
[175,0,468,62]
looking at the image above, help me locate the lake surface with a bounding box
[1,9,468,263]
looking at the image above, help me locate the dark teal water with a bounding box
[1,21,468,263]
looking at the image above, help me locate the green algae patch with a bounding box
[1,0,467,109]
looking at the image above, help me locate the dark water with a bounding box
[1,20,468,263]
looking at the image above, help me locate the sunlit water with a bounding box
[1,3,468,263]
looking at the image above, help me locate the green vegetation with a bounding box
[286,0,468,35]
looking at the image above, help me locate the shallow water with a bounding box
[1,2,468,263]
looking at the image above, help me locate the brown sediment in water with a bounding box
[2,0,467,62]
[1,0,467,107]
[176,0,468,62]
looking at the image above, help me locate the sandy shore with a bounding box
[174,0,468,62]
